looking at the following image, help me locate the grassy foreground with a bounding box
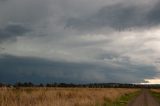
[150,89,160,103]
[103,90,140,106]
[0,87,139,106]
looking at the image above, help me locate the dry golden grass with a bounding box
[0,87,138,106]
[151,89,160,93]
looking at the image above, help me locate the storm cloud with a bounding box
[0,23,31,42]
[0,0,160,84]
[0,54,157,84]
[66,0,160,31]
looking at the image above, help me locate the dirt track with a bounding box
[128,89,159,106]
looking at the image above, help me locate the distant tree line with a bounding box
[1,82,160,88]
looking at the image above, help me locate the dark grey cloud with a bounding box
[65,1,160,31]
[5,24,30,35]
[0,0,160,84]
[0,0,8,2]
[0,54,157,84]
[0,0,5,1]
[147,1,160,25]
[0,24,31,42]
[0,0,49,27]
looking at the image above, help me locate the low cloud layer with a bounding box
[0,23,31,42]
[0,0,160,84]
[0,54,157,83]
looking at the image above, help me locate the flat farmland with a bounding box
[0,87,139,106]
[150,89,160,104]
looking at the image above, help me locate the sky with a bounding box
[0,0,160,84]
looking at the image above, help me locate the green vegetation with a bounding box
[103,90,140,106]
[150,90,160,103]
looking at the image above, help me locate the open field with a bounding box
[150,89,160,104]
[0,87,138,106]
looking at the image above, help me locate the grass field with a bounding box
[0,87,139,106]
[103,90,140,106]
[150,89,160,103]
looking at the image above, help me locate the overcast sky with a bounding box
[0,0,160,84]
